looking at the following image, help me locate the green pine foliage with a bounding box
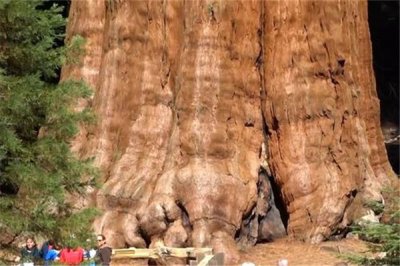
[346,187,400,265]
[0,0,99,246]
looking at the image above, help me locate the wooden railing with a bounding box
[112,246,224,265]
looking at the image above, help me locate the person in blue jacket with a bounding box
[40,239,55,259]
[40,239,61,265]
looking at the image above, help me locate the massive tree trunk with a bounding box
[62,0,395,263]
[262,0,394,243]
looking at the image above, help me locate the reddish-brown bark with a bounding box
[61,0,394,263]
[262,0,394,243]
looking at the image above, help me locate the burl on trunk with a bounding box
[62,0,394,263]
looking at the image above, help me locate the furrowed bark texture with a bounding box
[61,0,394,263]
[262,0,394,243]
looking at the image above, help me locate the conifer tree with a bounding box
[0,0,98,246]
[349,188,400,265]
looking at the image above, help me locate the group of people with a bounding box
[20,234,112,266]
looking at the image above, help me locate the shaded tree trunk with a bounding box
[62,0,394,263]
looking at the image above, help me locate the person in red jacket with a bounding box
[59,245,84,265]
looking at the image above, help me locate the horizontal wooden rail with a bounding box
[111,246,224,265]
[112,247,213,259]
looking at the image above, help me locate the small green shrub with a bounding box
[346,187,400,265]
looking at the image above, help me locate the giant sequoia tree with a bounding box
[62,0,395,263]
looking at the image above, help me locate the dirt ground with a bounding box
[112,237,369,266]
[239,237,368,266]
